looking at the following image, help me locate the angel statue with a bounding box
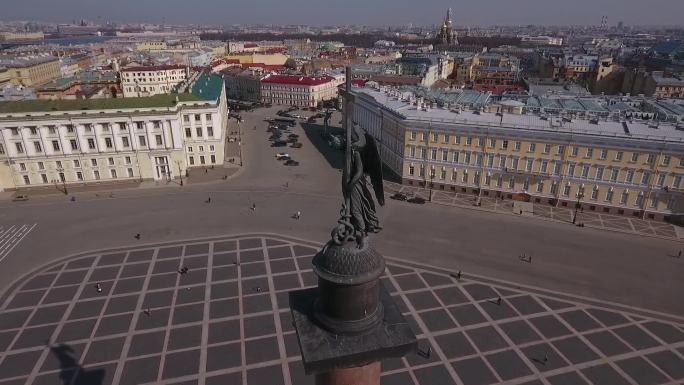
[332,123,384,248]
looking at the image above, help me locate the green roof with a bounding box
[0,73,223,114]
[0,93,200,114]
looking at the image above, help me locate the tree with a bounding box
[284,58,298,70]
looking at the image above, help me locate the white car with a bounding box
[275,153,290,160]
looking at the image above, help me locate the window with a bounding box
[484,173,491,186]
[454,136,461,144]
[674,175,682,189]
[600,149,608,160]
[625,169,634,184]
[563,184,571,197]
[105,138,113,148]
[70,139,78,151]
[185,127,192,138]
[420,147,427,159]
[153,121,161,129]
[108,157,114,166]
[586,148,593,158]
[631,152,639,162]
[73,160,80,168]
[87,138,95,150]
[551,182,558,195]
[48,126,56,134]
[595,167,604,181]
[615,151,623,161]
[195,114,201,121]
[76,172,83,181]
[0,143,4,154]
[662,155,671,166]
[508,177,515,189]
[15,143,24,154]
[462,170,468,183]
[19,162,26,171]
[41,174,48,183]
[111,169,117,179]
[211,155,216,164]
[139,136,147,147]
[189,156,195,165]
[523,179,530,191]
[442,150,448,162]
[183,115,190,123]
[679,158,684,168]
[571,146,578,157]
[155,135,163,146]
[528,143,536,152]
[499,155,506,169]
[23,175,30,185]
[91,159,97,167]
[196,127,203,137]
[641,171,651,186]
[207,127,214,137]
[443,134,450,143]
[580,165,589,178]
[84,124,92,132]
[452,152,459,163]
[502,140,509,150]
[606,189,614,202]
[127,168,134,177]
[200,156,206,164]
[66,125,74,133]
[655,173,665,187]
[94,170,100,180]
[568,163,576,177]
[122,137,130,148]
[135,122,144,130]
[620,190,629,204]
[38,161,44,170]
[431,149,437,160]
[511,157,519,170]
[610,168,619,182]
[466,136,472,146]
[514,141,521,151]
[125,156,131,164]
[52,140,60,151]
[410,131,416,140]
[496,175,503,187]
[526,159,533,172]
[34,141,42,153]
[646,154,655,165]
[540,160,549,173]
[56,161,63,169]
[419,166,425,177]
[487,154,495,167]
[464,152,471,165]
[543,144,551,154]
[591,186,599,200]
[635,193,643,207]
[430,168,436,179]
[432,133,438,142]
[557,145,565,155]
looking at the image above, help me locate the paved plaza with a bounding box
[1,234,683,385]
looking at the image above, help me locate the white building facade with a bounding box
[0,74,227,191]
[120,65,188,98]
[261,75,338,107]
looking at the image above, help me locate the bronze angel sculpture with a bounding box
[332,123,384,248]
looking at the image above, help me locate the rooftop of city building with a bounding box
[353,84,684,144]
[0,73,223,114]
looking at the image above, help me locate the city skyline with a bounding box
[1,0,684,27]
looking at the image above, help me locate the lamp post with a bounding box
[177,161,183,186]
[572,191,584,224]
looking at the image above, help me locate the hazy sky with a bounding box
[2,0,683,27]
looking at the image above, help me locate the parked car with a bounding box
[275,153,290,160]
[271,140,288,147]
[12,194,29,202]
[290,142,303,148]
[284,159,300,166]
[287,133,299,139]
[390,193,408,201]
[407,196,426,204]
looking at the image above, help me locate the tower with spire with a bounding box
[437,8,458,45]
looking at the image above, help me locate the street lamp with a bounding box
[572,191,584,224]
[177,160,183,186]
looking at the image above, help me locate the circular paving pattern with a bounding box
[0,234,683,385]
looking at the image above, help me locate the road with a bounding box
[0,106,682,316]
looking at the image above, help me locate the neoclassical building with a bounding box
[350,85,684,221]
[0,73,227,191]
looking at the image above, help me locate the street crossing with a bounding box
[0,223,37,263]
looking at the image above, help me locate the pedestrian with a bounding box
[134,233,141,240]
[251,203,256,211]
[70,196,76,202]
[678,250,682,258]
[95,283,102,293]
[496,297,502,306]
[205,169,208,174]
[295,211,301,219]
[206,197,211,203]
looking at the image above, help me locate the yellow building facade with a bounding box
[351,87,684,221]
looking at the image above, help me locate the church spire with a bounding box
[446,7,452,25]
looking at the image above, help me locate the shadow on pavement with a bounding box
[301,122,344,171]
[50,343,105,385]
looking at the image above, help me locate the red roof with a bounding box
[242,63,284,71]
[261,74,335,86]
[121,64,185,72]
[244,43,258,48]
